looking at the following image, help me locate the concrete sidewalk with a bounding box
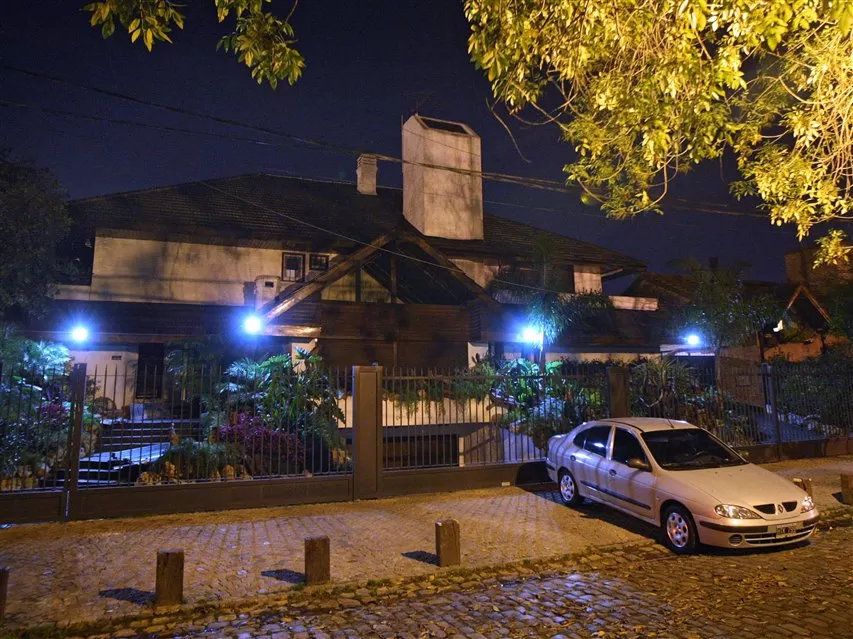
[0,456,850,629]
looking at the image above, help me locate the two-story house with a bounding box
[28,116,661,403]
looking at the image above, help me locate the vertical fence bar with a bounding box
[762,363,783,460]
[64,363,87,520]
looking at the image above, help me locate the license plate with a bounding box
[775,525,798,537]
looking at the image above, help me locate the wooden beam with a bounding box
[390,247,398,302]
[787,284,831,322]
[400,232,496,305]
[264,234,393,320]
[264,325,322,338]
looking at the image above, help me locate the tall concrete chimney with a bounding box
[357,154,378,195]
[402,115,483,240]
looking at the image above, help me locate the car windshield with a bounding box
[641,428,746,470]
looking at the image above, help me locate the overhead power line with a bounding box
[198,181,574,296]
[1,62,781,221]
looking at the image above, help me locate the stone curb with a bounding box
[5,508,851,638]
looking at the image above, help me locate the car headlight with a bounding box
[801,495,815,513]
[714,504,761,519]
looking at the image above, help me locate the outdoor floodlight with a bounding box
[70,325,89,343]
[521,325,544,346]
[685,333,701,347]
[243,314,263,335]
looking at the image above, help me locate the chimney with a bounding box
[402,115,483,240]
[357,154,378,195]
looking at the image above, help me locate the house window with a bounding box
[309,254,329,272]
[282,253,305,282]
[136,343,165,399]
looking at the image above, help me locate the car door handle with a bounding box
[608,469,617,477]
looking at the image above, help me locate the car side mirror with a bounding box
[626,457,651,472]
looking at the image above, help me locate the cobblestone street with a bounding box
[79,526,853,639]
[0,456,850,633]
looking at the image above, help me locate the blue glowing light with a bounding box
[685,333,701,347]
[243,315,263,335]
[521,326,544,345]
[70,325,89,343]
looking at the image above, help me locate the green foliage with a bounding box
[464,0,853,264]
[152,439,242,480]
[0,153,71,316]
[826,280,853,339]
[82,0,305,88]
[629,357,757,445]
[217,350,345,448]
[496,361,607,449]
[770,354,853,437]
[673,259,780,354]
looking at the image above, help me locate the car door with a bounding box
[604,427,657,520]
[571,425,613,502]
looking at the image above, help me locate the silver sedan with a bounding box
[546,417,819,553]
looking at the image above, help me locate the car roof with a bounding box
[594,417,699,433]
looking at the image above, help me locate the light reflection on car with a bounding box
[546,418,819,553]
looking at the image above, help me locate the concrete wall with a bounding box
[71,235,336,305]
[402,116,483,240]
[573,265,603,292]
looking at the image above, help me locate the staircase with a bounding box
[57,420,204,486]
[97,420,203,452]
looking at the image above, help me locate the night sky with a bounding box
[1,0,805,285]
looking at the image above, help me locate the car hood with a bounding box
[666,463,806,507]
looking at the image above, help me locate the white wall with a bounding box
[70,348,138,410]
[573,265,603,292]
[70,236,338,306]
[402,116,484,240]
[82,236,282,304]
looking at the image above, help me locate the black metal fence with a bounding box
[629,357,853,448]
[0,360,351,494]
[381,363,608,469]
[2,355,852,516]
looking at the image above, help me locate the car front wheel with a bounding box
[558,469,582,507]
[662,504,698,554]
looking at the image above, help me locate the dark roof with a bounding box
[624,273,794,307]
[27,300,246,338]
[623,273,830,332]
[70,174,645,276]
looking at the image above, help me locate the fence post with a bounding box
[0,567,8,622]
[607,366,630,418]
[64,363,87,521]
[762,363,783,461]
[352,365,383,500]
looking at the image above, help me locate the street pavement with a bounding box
[111,526,852,639]
[0,456,850,632]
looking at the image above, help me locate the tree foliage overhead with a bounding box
[0,153,71,317]
[464,0,853,264]
[82,0,304,88]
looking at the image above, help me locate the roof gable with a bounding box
[70,173,646,275]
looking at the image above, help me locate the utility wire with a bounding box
[199,180,577,297]
[0,96,797,233]
[2,63,781,221]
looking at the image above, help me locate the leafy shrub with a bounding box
[218,412,305,476]
[152,439,241,480]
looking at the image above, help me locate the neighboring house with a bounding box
[27,116,662,406]
[624,264,838,362]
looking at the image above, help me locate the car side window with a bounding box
[612,428,647,466]
[573,430,587,448]
[582,426,611,457]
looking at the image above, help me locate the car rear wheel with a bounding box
[662,504,698,554]
[558,469,582,507]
